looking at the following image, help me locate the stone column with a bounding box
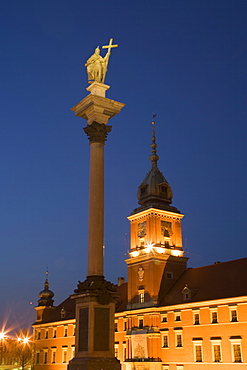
[68,82,125,370]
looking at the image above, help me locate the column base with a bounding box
[68,356,121,370]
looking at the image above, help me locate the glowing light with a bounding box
[171,249,181,257]
[145,243,154,253]
[155,247,164,254]
[23,338,29,344]
[0,333,5,340]
[131,251,139,258]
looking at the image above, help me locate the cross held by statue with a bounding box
[102,38,118,53]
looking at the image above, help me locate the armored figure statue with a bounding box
[85,38,118,84]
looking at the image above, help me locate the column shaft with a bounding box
[87,142,104,276]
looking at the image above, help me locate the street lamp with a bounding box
[0,332,5,366]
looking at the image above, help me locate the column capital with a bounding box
[83,121,112,144]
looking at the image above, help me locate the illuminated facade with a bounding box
[33,121,247,370]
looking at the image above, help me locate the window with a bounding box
[192,339,203,362]
[53,329,56,338]
[162,334,169,348]
[176,333,183,347]
[37,331,40,340]
[114,344,119,358]
[166,272,173,279]
[52,350,56,363]
[210,338,222,362]
[71,346,75,359]
[124,321,127,331]
[194,313,200,325]
[64,327,68,337]
[139,291,144,303]
[36,352,40,364]
[162,315,167,322]
[138,318,144,329]
[63,350,68,363]
[73,324,76,335]
[44,351,48,364]
[211,311,218,323]
[213,345,221,362]
[138,221,146,238]
[162,366,169,370]
[230,337,242,363]
[175,313,181,321]
[60,307,66,318]
[114,322,118,332]
[195,345,202,362]
[123,343,127,361]
[230,309,238,322]
[45,329,48,339]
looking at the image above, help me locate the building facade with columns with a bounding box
[33,120,247,370]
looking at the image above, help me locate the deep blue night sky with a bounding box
[0,0,247,331]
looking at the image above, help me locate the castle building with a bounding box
[33,121,247,370]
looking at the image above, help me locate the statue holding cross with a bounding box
[85,38,118,84]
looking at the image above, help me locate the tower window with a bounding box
[138,222,146,238]
[161,221,172,237]
[166,272,173,279]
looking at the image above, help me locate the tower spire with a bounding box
[135,115,176,212]
[150,115,159,166]
[44,268,49,290]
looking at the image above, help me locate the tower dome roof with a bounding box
[134,118,179,214]
[38,271,54,307]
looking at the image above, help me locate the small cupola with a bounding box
[38,271,54,307]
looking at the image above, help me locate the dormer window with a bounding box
[159,184,168,196]
[60,307,66,319]
[140,185,148,196]
[182,286,192,301]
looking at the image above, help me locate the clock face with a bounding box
[138,266,144,281]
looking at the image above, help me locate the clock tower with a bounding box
[126,120,188,309]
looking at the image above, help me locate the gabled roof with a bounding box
[159,257,247,307]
